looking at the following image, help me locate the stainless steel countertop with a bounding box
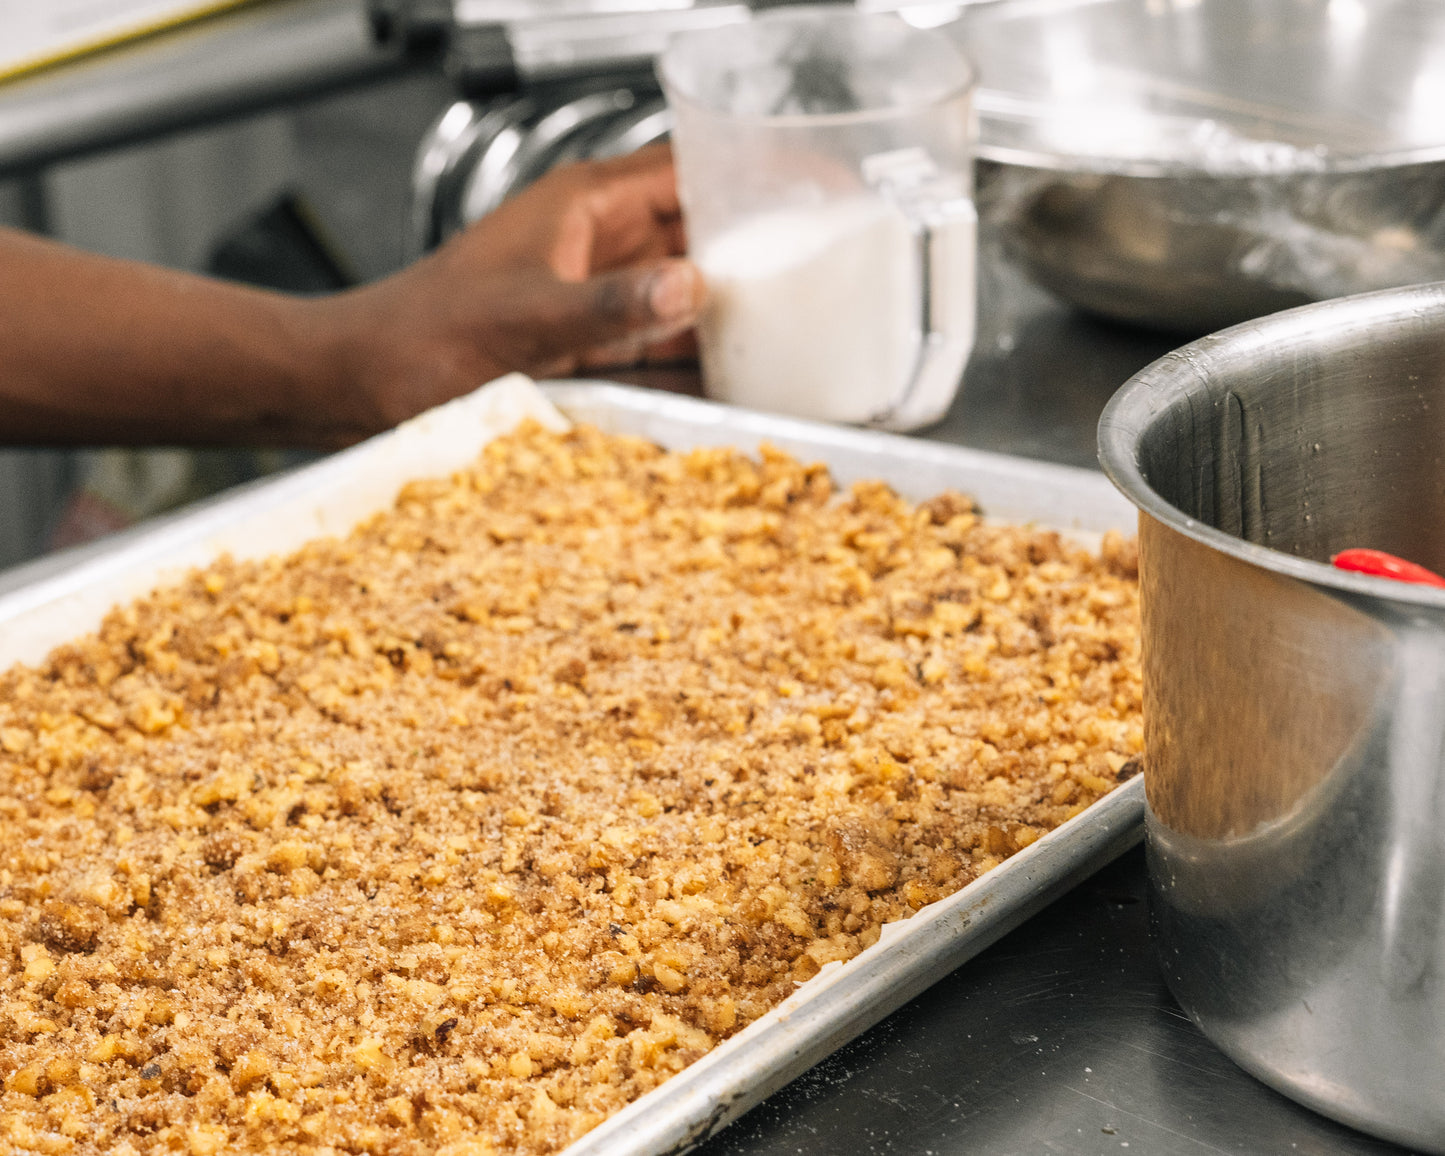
[0,0,415,177]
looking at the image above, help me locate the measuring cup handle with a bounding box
[871,196,978,430]
[861,148,977,431]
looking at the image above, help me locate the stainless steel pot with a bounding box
[1097,282,1445,1152]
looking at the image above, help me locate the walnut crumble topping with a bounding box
[0,422,1141,1156]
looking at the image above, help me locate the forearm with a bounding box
[0,148,700,450]
[0,230,368,448]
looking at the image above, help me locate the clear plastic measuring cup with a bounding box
[658,7,977,432]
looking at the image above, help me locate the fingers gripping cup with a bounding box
[659,7,978,432]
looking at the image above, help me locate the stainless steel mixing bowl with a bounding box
[956,0,1445,334]
[1098,282,1445,1152]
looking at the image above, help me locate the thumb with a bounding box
[545,259,706,357]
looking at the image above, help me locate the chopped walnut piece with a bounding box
[36,900,104,954]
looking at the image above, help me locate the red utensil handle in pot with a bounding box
[1331,548,1445,588]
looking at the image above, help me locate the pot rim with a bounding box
[1097,280,1445,609]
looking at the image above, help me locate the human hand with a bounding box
[323,143,705,431]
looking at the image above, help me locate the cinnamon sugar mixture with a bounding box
[0,423,1141,1156]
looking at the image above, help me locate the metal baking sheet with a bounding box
[0,375,1145,1156]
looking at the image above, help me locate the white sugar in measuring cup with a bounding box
[659,7,978,432]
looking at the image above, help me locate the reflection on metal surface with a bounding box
[1140,514,1386,849]
[411,80,669,252]
[1099,282,1445,1153]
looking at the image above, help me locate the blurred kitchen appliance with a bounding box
[370,1,964,95]
[380,0,770,253]
[372,0,771,97]
[387,1,984,254]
